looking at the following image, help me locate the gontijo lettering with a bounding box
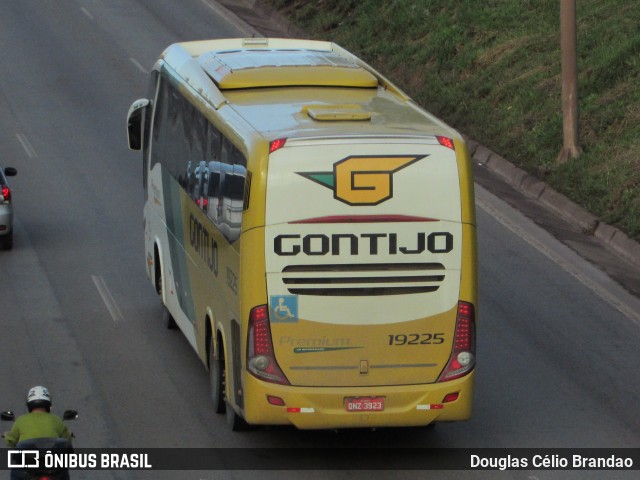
[274,231,453,256]
[189,213,218,275]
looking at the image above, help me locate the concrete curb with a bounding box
[466,137,640,270]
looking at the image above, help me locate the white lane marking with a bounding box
[16,134,37,158]
[129,58,148,74]
[92,275,125,322]
[476,184,640,327]
[80,7,94,20]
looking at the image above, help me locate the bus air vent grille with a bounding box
[281,263,445,296]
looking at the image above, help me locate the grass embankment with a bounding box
[264,0,640,240]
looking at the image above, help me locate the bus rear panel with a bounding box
[242,136,476,428]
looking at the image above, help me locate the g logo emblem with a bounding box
[299,155,425,206]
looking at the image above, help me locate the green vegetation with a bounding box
[264,0,640,239]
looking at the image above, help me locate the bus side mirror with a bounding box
[0,411,15,421]
[127,98,150,151]
[62,410,79,421]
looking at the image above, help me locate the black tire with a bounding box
[155,258,162,295]
[209,337,226,414]
[226,401,251,431]
[155,254,176,329]
[0,231,13,250]
[163,306,177,329]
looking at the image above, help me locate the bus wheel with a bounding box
[209,337,226,414]
[163,306,177,329]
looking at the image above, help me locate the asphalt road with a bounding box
[1,1,639,480]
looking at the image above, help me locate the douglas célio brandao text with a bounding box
[470,453,634,470]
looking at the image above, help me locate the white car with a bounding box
[0,166,17,250]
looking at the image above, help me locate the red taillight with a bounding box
[436,136,455,150]
[269,138,287,153]
[442,392,460,403]
[438,301,476,382]
[454,302,473,351]
[247,305,290,385]
[251,306,272,356]
[1,186,10,203]
[267,395,285,406]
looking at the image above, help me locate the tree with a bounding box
[557,0,582,164]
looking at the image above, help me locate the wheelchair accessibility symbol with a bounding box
[270,295,299,323]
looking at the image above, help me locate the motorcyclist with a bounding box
[4,386,72,448]
[3,386,73,480]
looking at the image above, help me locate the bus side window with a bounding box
[219,138,232,236]
[151,77,169,175]
[192,161,208,209]
[205,126,223,224]
[192,108,207,162]
[221,143,247,242]
[206,162,222,225]
[143,71,159,191]
[208,123,221,162]
[166,86,185,183]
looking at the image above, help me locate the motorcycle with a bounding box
[1,409,78,480]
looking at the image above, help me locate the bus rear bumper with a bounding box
[241,371,474,430]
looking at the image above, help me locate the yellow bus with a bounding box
[127,38,477,430]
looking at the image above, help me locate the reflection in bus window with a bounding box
[221,164,246,242]
[193,161,208,209]
[149,80,248,242]
[206,162,222,224]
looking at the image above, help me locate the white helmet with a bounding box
[26,386,52,412]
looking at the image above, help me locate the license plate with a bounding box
[345,396,385,412]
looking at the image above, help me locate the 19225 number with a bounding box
[387,333,445,345]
